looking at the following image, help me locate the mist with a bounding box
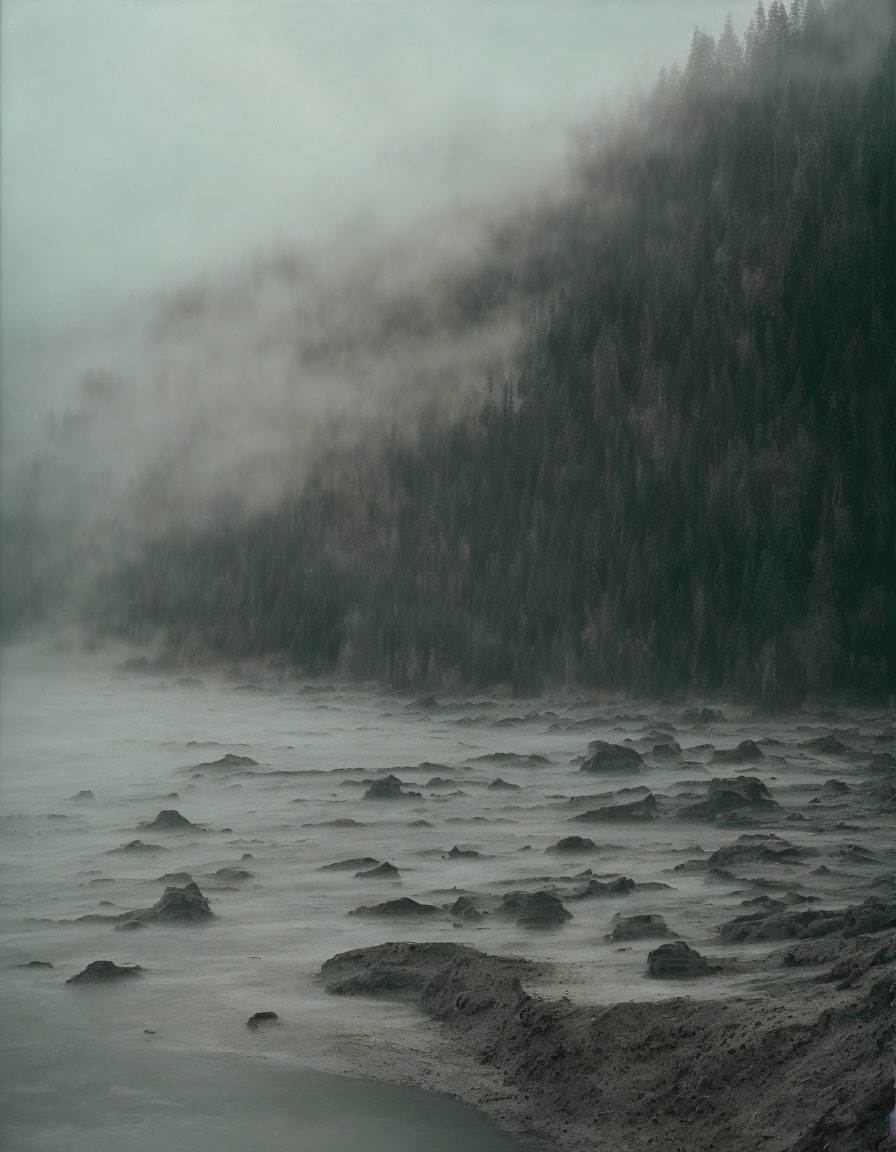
[2,3,762,505]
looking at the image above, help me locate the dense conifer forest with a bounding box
[5,0,896,702]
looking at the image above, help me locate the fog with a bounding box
[2,647,893,1148]
[2,2,762,510]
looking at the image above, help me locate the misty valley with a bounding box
[2,1,895,1150]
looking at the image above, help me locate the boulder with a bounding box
[214,867,254,881]
[546,835,597,854]
[488,778,521,791]
[120,882,213,925]
[319,857,379,872]
[71,790,95,801]
[611,913,670,941]
[571,794,658,822]
[647,941,716,978]
[822,779,851,795]
[450,896,482,921]
[364,775,422,800]
[108,840,168,854]
[140,809,199,832]
[355,862,400,879]
[247,1011,279,1029]
[580,741,643,774]
[67,960,143,984]
[447,846,480,859]
[501,890,572,927]
[712,740,764,763]
[349,897,440,917]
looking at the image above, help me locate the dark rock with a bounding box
[447,846,480,859]
[712,740,763,763]
[708,775,772,801]
[647,941,717,977]
[140,809,199,832]
[867,753,896,774]
[321,941,502,998]
[577,876,637,897]
[822,779,851,795]
[611,913,670,940]
[364,776,422,800]
[156,872,195,886]
[501,890,572,927]
[18,960,53,969]
[426,777,456,787]
[71,790,95,801]
[349,897,440,917]
[67,960,144,984]
[191,754,258,770]
[679,788,774,820]
[488,778,521,791]
[651,741,681,759]
[718,899,896,943]
[705,834,816,869]
[214,867,254,881]
[319,857,380,871]
[580,741,643,774]
[546,835,597,853]
[115,919,146,931]
[108,840,168,854]
[571,794,658,822]
[118,882,213,926]
[247,1011,279,1029]
[355,862,400,879]
[450,896,482,921]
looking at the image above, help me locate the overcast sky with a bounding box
[2,2,759,337]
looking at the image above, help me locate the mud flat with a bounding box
[322,928,895,1152]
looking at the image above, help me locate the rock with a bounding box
[115,919,146,931]
[349,897,440,917]
[319,858,380,871]
[364,775,422,800]
[156,872,195,886]
[71,790,95,801]
[679,787,775,820]
[426,777,456,787]
[321,941,504,998]
[191,754,258,770]
[823,779,851,795]
[355,862,400,879]
[546,835,597,853]
[718,899,896,943]
[647,941,717,977]
[447,846,480,860]
[712,740,764,763]
[571,794,658,822]
[108,840,168,854]
[708,776,772,801]
[449,896,482,921]
[679,707,724,724]
[488,778,521,791]
[105,882,213,928]
[247,1011,279,1029]
[705,834,816,869]
[18,960,53,969]
[867,753,896,775]
[67,960,144,984]
[611,913,670,940]
[501,890,572,926]
[578,876,637,897]
[580,741,643,773]
[140,809,200,832]
[214,867,254,881]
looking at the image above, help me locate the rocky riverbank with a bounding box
[321,923,896,1152]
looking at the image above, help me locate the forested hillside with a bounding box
[9,0,896,702]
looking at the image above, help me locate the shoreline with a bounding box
[319,930,895,1152]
